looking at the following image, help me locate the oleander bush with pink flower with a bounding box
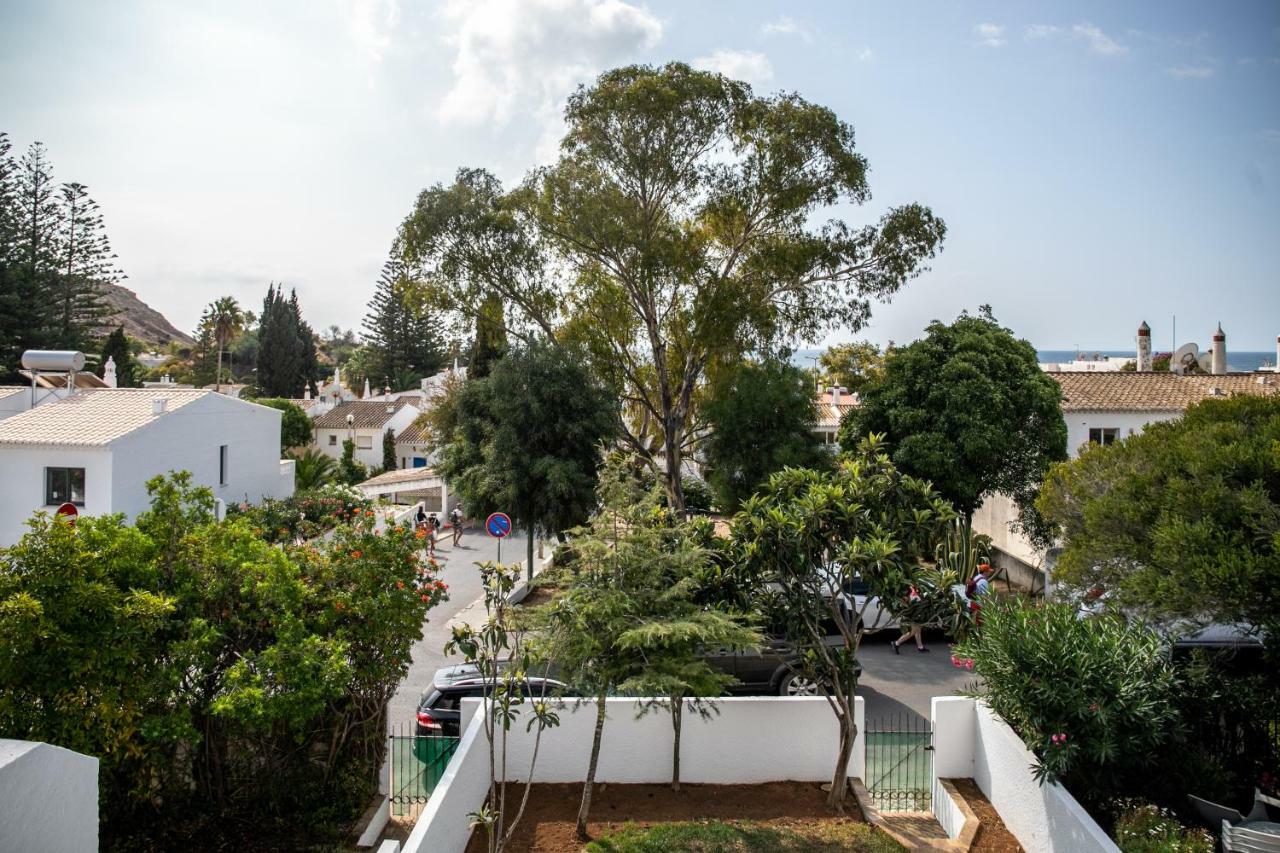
[954,597,1180,812]
[228,482,373,543]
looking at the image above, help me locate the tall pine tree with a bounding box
[361,256,445,388]
[257,284,318,397]
[97,326,137,387]
[0,135,123,376]
[54,181,118,349]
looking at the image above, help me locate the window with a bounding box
[219,445,229,485]
[1088,427,1119,446]
[356,435,373,449]
[45,467,85,506]
[328,434,337,446]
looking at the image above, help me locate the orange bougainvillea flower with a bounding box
[420,594,429,602]
[396,581,405,590]
[351,550,363,559]
[415,529,426,539]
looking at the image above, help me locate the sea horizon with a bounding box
[790,348,1278,373]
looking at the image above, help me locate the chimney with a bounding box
[1275,334,1279,374]
[1211,322,1226,375]
[103,356,118,388]
[362,377,371,399]
[152,398,168,415]
[831,386,841,407]
[1136,321,1152,371]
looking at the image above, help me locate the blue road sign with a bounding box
[485,512,512,538]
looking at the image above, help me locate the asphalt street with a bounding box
[386,523,530,732]
[384,523,975,731]
[855,627,978,722]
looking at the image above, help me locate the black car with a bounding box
[416,663,570,737]
[708,635,862,697]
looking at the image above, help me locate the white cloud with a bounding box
[974,23,1005,48]
[761,15,811,41]
[1024,24,1060,40]
[856,47,874,63]
[692,48,774,86]
[436,0,662,129]
[1072,23,1127,56]
[1166,64,1214,79]
[348,0,399,64]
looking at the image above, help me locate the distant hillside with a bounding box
[99,283,194,347]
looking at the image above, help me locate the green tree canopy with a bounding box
[361,255,446,388]
[1037,394,1280,648]
[840,307,1066,526]
[731,435,956,809]
[258,284,319,397]
[818,341,884,394]
[397,63,946,513]
[438,341,617,572]
[0,473,446,848]
[702,356,828,511]
[98,326,138,387]
[255,398,313,451]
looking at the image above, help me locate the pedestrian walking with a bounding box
[450,506,463,546]
[426,513,439,556]
[893,584,930,653]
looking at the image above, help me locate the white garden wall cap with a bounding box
[359,467,440,488]
[0,388,210,447]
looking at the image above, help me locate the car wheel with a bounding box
[780,672,822,696]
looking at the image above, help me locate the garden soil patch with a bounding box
[951,779,1023,852]
[465,782,883,852]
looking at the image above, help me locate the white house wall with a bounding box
[314,406,421,470]
[109,394,291,522]
[1062,410,1178,457]
[0,446,112,546]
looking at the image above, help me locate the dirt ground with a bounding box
[464,782,884,853]
[950,779,1024,853]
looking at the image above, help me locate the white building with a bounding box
[394,420,433,470]
[0,388,294,547]
[814,386,857,448]
[311,400,421,470]
[973,370,1280,589]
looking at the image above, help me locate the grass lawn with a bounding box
[584,819,906,852]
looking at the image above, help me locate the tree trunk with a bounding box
[671,698,682,793]
[576,689,608,841]
[827,698,855,812]
[526,516,535,583]
[662,420,686,516]
[215,345,223,393]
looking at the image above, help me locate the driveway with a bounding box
[386,524,530,734]
[856,628,978,722]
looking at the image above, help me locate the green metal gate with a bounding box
[865,712,933,812]
[389,732,460,816]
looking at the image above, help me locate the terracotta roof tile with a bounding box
[395,420,427,445]
[313,400,416,430]
[1051,372,1280,412]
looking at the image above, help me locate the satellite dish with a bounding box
[1196,352,1213,373]
[1170,343,1200,375]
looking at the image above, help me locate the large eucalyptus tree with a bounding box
[397,63,946,512]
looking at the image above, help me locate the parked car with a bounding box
[416,662,570,737]
[706,635,863,696]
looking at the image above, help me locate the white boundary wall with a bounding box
[405,696,865,853]
[930,697,1120,853]
[0,740,98,853]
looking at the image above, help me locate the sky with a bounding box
[1,0,1278,352]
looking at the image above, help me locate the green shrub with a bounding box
[1114,802,1212,853]
[227,484,372,543]
[954,598,1180,810]
[0,474,446,849]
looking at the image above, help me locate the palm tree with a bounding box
[207,296,245,393]
[293,448,337,491]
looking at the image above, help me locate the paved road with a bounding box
[386,524,530,734]
[856,627,978,722]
